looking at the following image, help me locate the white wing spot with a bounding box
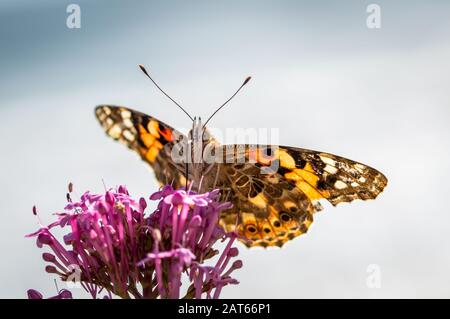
[320,155,336,166]
[108,125,122,139]
[121,109,132,119]
[97,112,106,121]
[334,180,348,189]
[123,130,135,141]
[324,165,338,174]
[123,118,133,128]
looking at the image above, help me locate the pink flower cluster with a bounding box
[27,185,242,299]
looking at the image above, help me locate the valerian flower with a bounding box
[26,184,241,299]
[27,288,73,299]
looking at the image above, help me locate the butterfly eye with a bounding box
[280,212,292,222]
[246,225,257,234]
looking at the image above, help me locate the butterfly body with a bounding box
[95,105,387,248]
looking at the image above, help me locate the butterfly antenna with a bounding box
[139,64,194,122]
[203,76,251,128]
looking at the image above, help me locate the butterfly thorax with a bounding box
[185,117,217,192]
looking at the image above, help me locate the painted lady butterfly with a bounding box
[95,65,387,248]
[95,103,387,248]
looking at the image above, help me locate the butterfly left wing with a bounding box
[203,144,387,247]
[95,105,187,187]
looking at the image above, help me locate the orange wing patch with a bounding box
[138,123,164,163]
[232,206,314,248]
[95,105,187,187]
[284,164,330,201]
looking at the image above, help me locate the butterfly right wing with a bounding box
[204,144,387,248]
[95,105,187,187]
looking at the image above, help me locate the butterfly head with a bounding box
[189,116,202,143]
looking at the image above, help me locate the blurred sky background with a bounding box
[1,0,450,298]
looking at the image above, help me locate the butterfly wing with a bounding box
[95,105,187,187]
[94,109,388,248]
[279,146,387,205]
[204,145,387,247]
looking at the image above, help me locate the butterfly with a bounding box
[95,104,388,248]
[95,65,387,248]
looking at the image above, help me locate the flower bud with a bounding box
[42,253,56,262]
[58,289,73,299]
[27,289,43,299]
[118,185,129,194]
[227,247,239,257]
[231,260,243,269]
[37,233,53,247]
[45,265,58,274]
[105,191,115,205]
